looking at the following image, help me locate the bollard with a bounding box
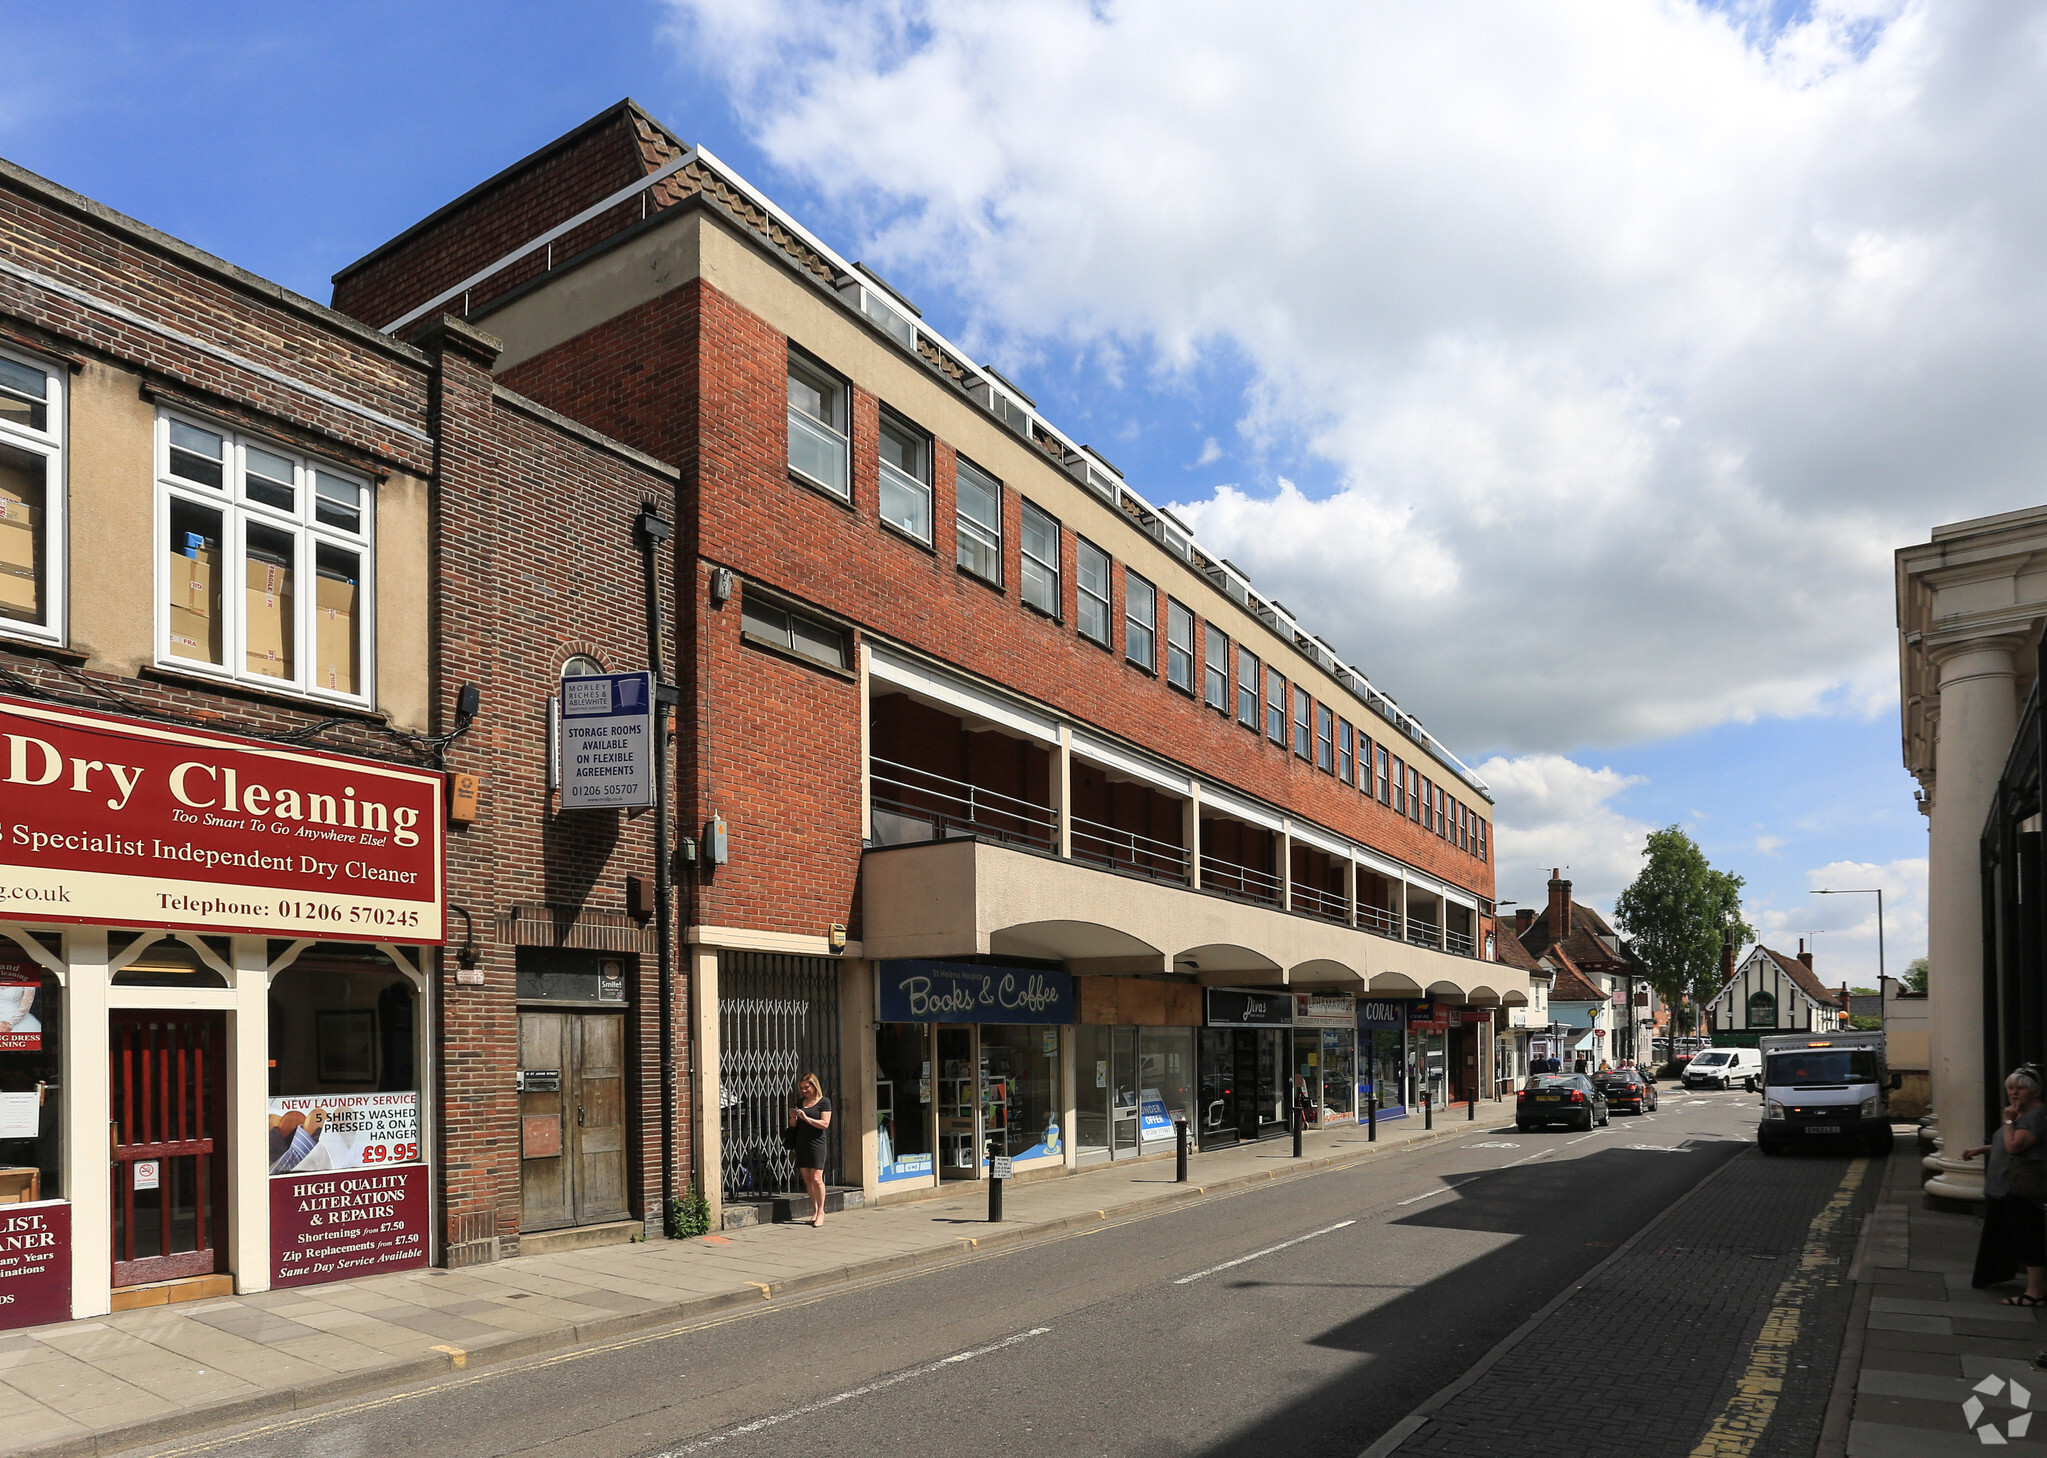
[987,1137,1003,1223]
[1367,1089,1378,1143]
[1291,1105,1304,1158]
[1468,1089,1476,1122]
[1425,1091,1433,1130]
[1175,1114,1190,1183]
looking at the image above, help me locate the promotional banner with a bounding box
[558,672,654,809]
[877,961,1074,1025]
[0,695,443,943]
[267,1093,420,1175]
[0,950,41,1052]
[271,1164,428,1288]
[0,1201,68,1331]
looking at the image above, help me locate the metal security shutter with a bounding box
[719,952,842,1200]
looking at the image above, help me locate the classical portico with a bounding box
[1898,508,2047,1201]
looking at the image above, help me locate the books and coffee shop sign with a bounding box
[0,694,444,942]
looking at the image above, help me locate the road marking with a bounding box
[1565,1130,1606,1144]
[1506,1149,1553,1166]
[1685,1157,1871,1458]
[1395,1175,1485,1206]
[651,1326,1054,1455]
[1173,1220,1357,1283]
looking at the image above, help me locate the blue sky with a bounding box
[12,0,2019,986]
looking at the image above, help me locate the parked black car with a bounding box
[1516,1073,1610,1131]
[1592,1068,1658,1114]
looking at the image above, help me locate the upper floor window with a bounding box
[1375,743,1389,803]
[787,352,848,499]
[157,409,372,703]
[1020,500,1059,615]
[1391,754,1407,816]
[1124,571,1157,670]
[1316,705,1335,773]
[1237,646,1260,727]
[1266,670,1287,745]
[1076,538,1111,646]
[1292,686,1312,759]
[1165,599,1195,694]
[1204,626,1229,712]
[956,457,1002,584]
[740,588,850,671]
[1476,816,1488,863]
[1337,719,1353,784]
[878,412,932,544]
[0,350,62,643]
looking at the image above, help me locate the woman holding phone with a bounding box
[787,1073,833,1228]
[1964,1066,2047,1302]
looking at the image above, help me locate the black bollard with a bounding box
[1292,1105,1304,1158]
[1175,1114,1190,1182]
[1425,1091,1433,1130]
[987,1137,1003,1223]
[1367,1090,1378,1142]
[1468,1089,1476,1121]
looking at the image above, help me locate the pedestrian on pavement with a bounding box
[1963,1067,2047,1301]
[1573,1055,1589,1075]
[1292,1072,1317,1128]
[787,1072,833,1229]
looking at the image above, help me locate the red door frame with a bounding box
[110,1012,227,1287]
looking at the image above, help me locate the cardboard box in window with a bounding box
[0,562,39,622]
[315,570,358,695]
[244,561,294,678]
[0,516,37,575]
[0,494,36,531]
[165,543,219,615]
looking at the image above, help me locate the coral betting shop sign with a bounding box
[0,695,443,943]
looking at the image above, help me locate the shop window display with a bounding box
[1320,1029,1355,1120]
[875,1023,934,1182]
[981,1024,1061,1163]
[1364,1030,1407,1114]
[1138,1028,1194,1143]
[0,943,58,1203]
[268,949,420,1172]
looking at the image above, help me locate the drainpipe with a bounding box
[636,505,677,1215]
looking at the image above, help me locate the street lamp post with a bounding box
[1812,887,1885,1026]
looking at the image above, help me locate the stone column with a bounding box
[1923,636,2024,1202]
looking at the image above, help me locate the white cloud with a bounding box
[1752,856,1927,987]
[663,0,2047,754]
[1475,753,1652,918]
[1755,834,1786,855]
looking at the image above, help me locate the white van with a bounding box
[1682,1046,1764,1092]
[1756,1031,1896,1155]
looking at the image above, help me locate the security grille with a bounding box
[719,952,842,1200]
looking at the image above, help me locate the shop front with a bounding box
[1072,976,1200,1166]
[1293,993,1356,1126]
[1408,1000,1450,1109]
[1356,997,1411,1119]
[0,694,441,1326]
[1197,987,1292,1149]
[873,960,1071,1192]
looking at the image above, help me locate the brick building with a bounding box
[333,100,1528,1228]
[0,145,675,1329]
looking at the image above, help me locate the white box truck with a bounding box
[1755,1030,1898,1155]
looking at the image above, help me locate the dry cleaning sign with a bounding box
[558,672,654,809]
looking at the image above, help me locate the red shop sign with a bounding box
[0,695,442,944]
[272,1164,429,1288]
[0,1201,69,1331]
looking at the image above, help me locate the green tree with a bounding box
[1902,956,1928,994]
[1613,826,1755,1032]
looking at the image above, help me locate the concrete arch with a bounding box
[1426,979,1468,1002]
[1289,957,1365,989]
[1502,989,1530,1007]
[1177,943,1284,985]
[1464,985,1502,1007]
[990,920,1163,965]
[1368,971,1425,995]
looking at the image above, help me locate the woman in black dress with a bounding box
[787,1073,833,1228]
[1964,1067,2047,1301]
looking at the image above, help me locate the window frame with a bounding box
[1292,686,1312,760]
[1165,598,1195,695]
[1266,670,1287,745]
[1019,498,1061,617]
[1375,743,1389,804]
[1477,816,1488,862]
[1409,766,1423,823]
[785,348,851,501]
[955,454,1004,586]
[1337,719,1354,784]
[154,406,375,707]
[0,344,65,647]
[876,407,934,546]
[1391,754,1407,816]
[1316,704,1335,773]
[1237,646,1261,728]
[1204,625,1229,713]
[1076,537,1112,648]
[738,586,853,674]
[1124,570,1157,672]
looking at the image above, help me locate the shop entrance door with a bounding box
[110,1012,226,1287]
[936,1026,980,1180]
[519,1012,630,1231]
[1109,1026,1139,1156]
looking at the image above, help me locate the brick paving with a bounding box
[1386,1145,1878,1458]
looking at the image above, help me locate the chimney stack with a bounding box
[1798,938,1813,970]
[1547,868,1572,940]
[1515,907,1535,937]
[1720,938,1735,985]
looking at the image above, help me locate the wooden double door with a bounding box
[519,1011,630,1231]
[110,1012,227,1287]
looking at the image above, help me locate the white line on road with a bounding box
[651,1326,1054,1455]
[1565,1130,1605,1144]
[1173,1220,1358,1284]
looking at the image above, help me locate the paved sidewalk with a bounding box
[0,1107,1503,1458]
[1826,1132,2047,1456]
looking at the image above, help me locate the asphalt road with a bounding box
[165,1090,1770,1458]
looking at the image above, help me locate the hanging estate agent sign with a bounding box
[0,1201,67,1332]
[558,672,654,809]
[272,1163,428,1289]
[0,695,443,943]
[878,961,1074,1025]
[1205,988,1293,1028]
